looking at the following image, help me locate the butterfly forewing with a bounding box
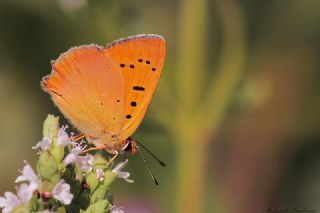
[42,45,126,138]
[104,34,166,141]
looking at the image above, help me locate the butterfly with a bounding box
[41,34,165,167]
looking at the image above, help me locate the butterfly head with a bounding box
[120,137,138,154]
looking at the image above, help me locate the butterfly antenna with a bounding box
[135,140,166,167]
[133,143,159,186]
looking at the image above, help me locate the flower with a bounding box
[96,169,105,182]
[0,183,34,213]
[52,180,73,205]
[32,137,52,151]
[57,125,74,147]
[0,192,20,213]
[33,126,73,151]
[63,143,93,173]
[110,204,125,213]
[0,162,39,212]
[112,159,134,183]
[15,160,39,191]
[16,184,34,204]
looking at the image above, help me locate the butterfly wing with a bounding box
[42,45,126,139]
[104,34,166,141]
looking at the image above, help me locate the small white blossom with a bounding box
[15,160,39,191]
[52,180,73,205]
[0,183,34,213]
[32,137,52,151]
[0,192,20,213]
[1,161,39,212]
[110,204,125,213]
[63,143,93,173]
[63,143,82,164]
[57,125,74,147]
[112,159,134,183]
[16,184,34,203]
[96,169,105,182]
[78,154,94,173]
[33,126,73,151]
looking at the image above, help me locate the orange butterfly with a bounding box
[41,35,166,181]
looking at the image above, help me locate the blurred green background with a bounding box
[1,0,320,212]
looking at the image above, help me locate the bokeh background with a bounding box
[1,0,320,212]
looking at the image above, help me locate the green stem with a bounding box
[175,134,206,213]
[176,0,207,113]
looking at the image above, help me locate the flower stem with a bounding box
[175,135,206,213]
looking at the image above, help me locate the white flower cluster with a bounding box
[0,125,132,213]
[32,125,74,150]
[63,142,94,173]
[0,161,73,213]
[34,126,95,174]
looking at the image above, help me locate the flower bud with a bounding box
[42,115,59,138]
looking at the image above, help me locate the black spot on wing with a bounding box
[132,86,145,91]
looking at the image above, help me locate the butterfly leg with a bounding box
[80,145,106,154]
[72,134,86,142]
[106,151,119,168]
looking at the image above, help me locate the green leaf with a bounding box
[76,189,90,210]
[29,197,42,212]
[58,162,67,173]
[37,151,59,180]
[57,207,67,213]
[90,171,116,203]
[11,205,29,213]
[86,172,99,193]
[93,154,109,169]
[65,204,80,213]
[51,145,65,163]
[103,171,117,187]
[84,199,110,213]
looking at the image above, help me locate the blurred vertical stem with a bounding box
[173,0,247,212]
